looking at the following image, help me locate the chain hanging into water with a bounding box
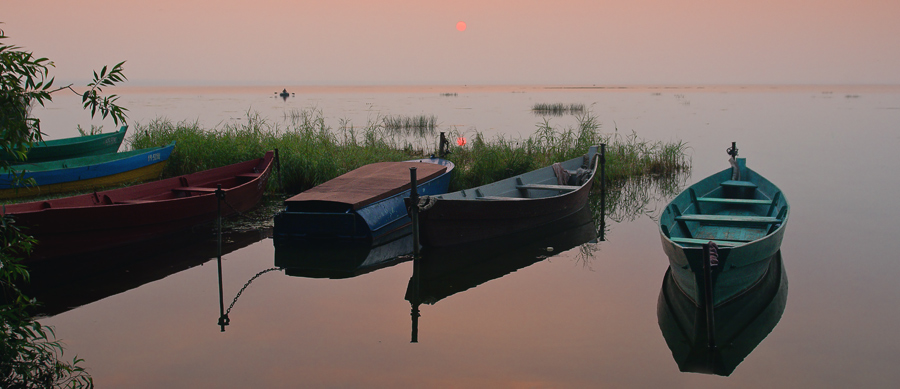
[222,267,283,319]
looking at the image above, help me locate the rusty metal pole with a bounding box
[215,184,228,331]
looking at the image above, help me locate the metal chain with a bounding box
[224,267,282,316]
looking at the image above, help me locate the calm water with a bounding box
[28,85,900,387]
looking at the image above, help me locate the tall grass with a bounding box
[443,113,690,191]
[129,109,427,194]
[129,108,690,195]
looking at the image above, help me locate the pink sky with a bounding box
[5,0,900,86]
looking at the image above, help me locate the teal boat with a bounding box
[1,126,127,164]
[0,141,175,199]
[658,143,789,307]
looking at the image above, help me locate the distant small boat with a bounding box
[657,251,788,376]
[274,157,454,245]
[280,89,290,98]
[0,142,176,199]
[408,145,600,247]
[658,143,789,306]
[1,126,128,164]
[1,151,275,262]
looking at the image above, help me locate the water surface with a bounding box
[31,85,900,387]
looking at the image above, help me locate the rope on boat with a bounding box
[415,195,437,211]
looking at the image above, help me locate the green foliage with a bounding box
[0,216,93,388]
[80,61,128,126]
[1,24,130,388]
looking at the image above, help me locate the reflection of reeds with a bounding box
[532,103,585,116]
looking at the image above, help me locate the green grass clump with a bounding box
[441,114,690,191]
[382,114,437,136]
[129,109,425,194]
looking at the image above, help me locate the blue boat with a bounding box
[273,157,454,245]
[0,142,175,199]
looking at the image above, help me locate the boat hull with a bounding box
[273,157,453,245]
[2,151,275,262]
[657,251,788,376]
[0,142,175,199]
[659,157,789,306]
[2,126,128,163]
[412,146,599,247]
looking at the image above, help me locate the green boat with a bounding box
[1,126,127,164]
[658,143,789,307]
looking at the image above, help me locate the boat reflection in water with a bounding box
[406,205,598,342]
[274,235,414,279]
[657,250,788,376]
[21,228,272,317]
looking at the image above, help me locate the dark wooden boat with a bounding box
[1,126,128,163]
[659,143,789,306]
[657,251,788,376]
[0,142,175,199]
[2,151,275,262]
[409,145,600,247]
[273,157,454,245]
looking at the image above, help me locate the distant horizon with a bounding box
[6,1,900,87]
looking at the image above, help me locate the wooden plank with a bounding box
[720,180,758,189]
[669,237,742,247]
[675,214,782,225]
[697,197,772,205]
[515,184,579,191]
[172,186,218,193]
[476,196,529,201]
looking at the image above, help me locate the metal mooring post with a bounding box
[600,144,607,241]
[409,167,420,259]
[215,184,229,331]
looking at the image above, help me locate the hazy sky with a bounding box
[5,0,900,86]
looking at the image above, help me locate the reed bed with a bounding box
[532,103,585,116]
[382,114,437,135]
[128,108,690,196]
[443,114,690,191]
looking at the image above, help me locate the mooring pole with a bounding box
[409,167,421,342]
[599,144,607,241]
[409,167,420,259]
[702,242,717,350]
[215,184,228,332]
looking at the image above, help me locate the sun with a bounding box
[456,21,466,32]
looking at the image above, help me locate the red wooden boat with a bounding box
[2,151,276,262]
